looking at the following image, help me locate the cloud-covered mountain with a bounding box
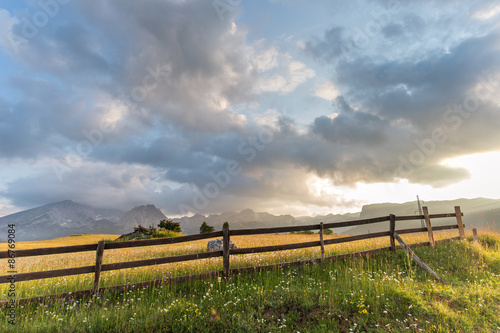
[119,204,168,232]
[0,200,124,241]
[0,201,172,241]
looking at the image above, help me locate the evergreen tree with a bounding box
[200,221,215,234]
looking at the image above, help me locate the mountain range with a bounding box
[0,201,166,241]
[1,197,499,241]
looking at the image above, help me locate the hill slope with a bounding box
[348,197,500,234]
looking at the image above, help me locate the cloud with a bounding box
[306,27,347,63]
[381,23,404,38]
[311,113,388,146]
[1,160,202,213]
[312,81,340,101]
[252,43,315,94]
[6,0,255,133]
[473,4,500,20]
[1,0,500,217]
[303,13,500,187]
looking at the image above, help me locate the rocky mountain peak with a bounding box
[118,204,167,232]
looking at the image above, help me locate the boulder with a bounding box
[207,238,237,251]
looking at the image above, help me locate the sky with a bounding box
[0,0,499,218]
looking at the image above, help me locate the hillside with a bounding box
[359,197,500,218]
[348,197,500,234]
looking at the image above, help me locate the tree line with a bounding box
[157,220,216,234]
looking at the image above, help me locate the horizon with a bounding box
[1,1,500,219]
[1,195,498,220]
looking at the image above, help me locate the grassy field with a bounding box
[1,229,499,332]
[4,234,121,250]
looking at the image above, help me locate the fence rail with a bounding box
[1,206,465,306]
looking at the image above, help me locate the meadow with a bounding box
[1,229,499,332]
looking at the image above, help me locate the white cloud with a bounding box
[255,56,315,94]
[473,5,500,20]
[250,108,281,129]
[312,81,340,101]
[249,40,315,94]
[252,46,280,71]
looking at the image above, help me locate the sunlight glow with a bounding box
[305,152,500,215]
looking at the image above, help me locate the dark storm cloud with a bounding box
[305,27,347,62]
[310,96,388,146]
[381,23,404,38]
[334,31,500,135]
[311,112,388,146]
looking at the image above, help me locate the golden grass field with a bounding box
[1,229,463,300]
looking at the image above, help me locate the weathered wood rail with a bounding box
[0,206,465,306]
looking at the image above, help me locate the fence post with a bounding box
[472,228,479,245]
[222,223,230,279]
[455,206,465,240]
[92,241,105,295]
[422,206,435,249]
[389,214,396,252]
[319,222,325,262]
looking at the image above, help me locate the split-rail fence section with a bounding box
[0,206,466,306]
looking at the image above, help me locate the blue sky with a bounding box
[0,0,500,217]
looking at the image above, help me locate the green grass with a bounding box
[1,230,499,332]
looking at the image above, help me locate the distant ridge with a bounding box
[173,208,300,235]
[359,197,500,219]
[349,197,500,234]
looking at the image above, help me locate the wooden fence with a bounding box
[0,206,465,306]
